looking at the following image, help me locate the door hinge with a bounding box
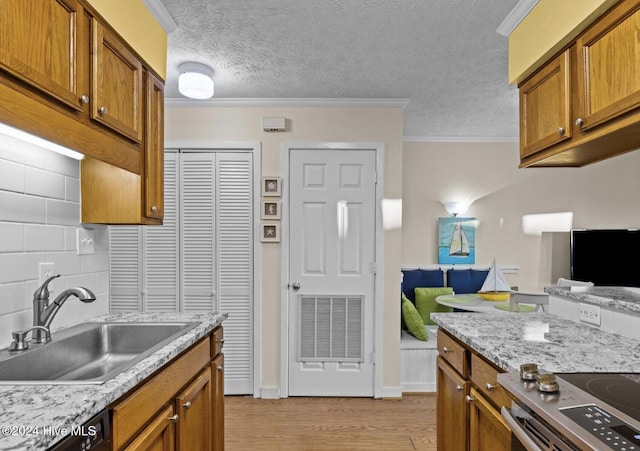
[370,261,377,274]
[369,352,376,363]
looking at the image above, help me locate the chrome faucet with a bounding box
[30,274,97,344]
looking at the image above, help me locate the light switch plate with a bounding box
[77,228,95,255]
[579,302,601,326]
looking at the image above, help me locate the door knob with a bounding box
[291,282,301,290]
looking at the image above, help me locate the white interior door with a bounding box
[288,148,377,396]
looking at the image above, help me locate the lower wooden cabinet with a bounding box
[124,405,176,451]
[112,326,224,451]
[177,368,212,451]
[468,388,512,451]
[437,330,517,451]
[436,356,469,451]
[211,353,224,451]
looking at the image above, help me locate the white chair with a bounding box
[510,291,549,312]
[557,278,594,288]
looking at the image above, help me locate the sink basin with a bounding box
[0,321,198,385]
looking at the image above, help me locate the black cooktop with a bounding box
[557,373,640,422]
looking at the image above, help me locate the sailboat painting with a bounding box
[438,217,476,264]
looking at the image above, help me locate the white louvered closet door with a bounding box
[109,150,254,395]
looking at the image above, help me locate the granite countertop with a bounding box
[0,311,227,450]
[546,285,640,314]
[431,311,640,374]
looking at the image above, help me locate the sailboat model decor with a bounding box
[478,259,511,301]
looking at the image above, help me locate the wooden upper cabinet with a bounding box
[144,72,165,220]
[0,0,86,111]
[92,18,144,143]
[519,50,571,158]
[576,0,640,132]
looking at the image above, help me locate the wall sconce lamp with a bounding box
[443,201,471,217]
[178,62,214,99]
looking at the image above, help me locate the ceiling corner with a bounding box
[496,0,540,37]
[142,0,178,33]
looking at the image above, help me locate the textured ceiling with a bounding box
[160,0,520,140]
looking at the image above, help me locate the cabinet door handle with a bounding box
[442,347,451,353]
[557,126,565,136]
[80,95,89,105]
[455,385,464,392]
[168,414,179,421]
[151,205,158,213]
[486,383,496,391]
[465,395,475,403]
[182,401,191,409]
[217,365,223,372]
[575,118,584,128]
[98,106,108,116]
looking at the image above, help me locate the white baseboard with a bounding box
[260,387,281,399]
[402,382,437,393]
[377,386,403,398]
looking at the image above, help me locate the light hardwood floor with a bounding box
[225,394,437,450]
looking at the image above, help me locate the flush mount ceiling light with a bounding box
[178,62,214,99]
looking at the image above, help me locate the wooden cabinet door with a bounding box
[576,0,640,132]
[92,18,143,142]
[519,50,572,158]
[436,356,468,451]
[124,405,176,451]
[176,368,212,451]
[0,0,85,111]
[212,353,225,451]
[144,71,165,220]
[468,388,512,451]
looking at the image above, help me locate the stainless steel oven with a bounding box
[498,366,640,451]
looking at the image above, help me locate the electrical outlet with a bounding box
[579,302,601,326]
[76,228,95,255]
[39,262,56,288]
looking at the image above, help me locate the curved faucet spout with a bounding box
[40,287,97,331]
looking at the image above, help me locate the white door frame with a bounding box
[280,142,385,398]
[165,140,262,397]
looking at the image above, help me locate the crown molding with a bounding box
[403,136,518,143]
[497,0,540,37]
[165,97,410,109]
[143,0,178,33]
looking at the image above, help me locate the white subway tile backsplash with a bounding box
[0,142,108,344]
[0,252,46,284]
[44,150,80,177]
[26,166,66,199]
[0,222,25,252]
[46,198,80,225]
[0,191,46,223]
[0,134,46,167]
[0,159,25,193]
[66,176,80,202]
[25,224,65,252]
[0,282,28,315]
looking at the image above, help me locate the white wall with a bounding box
[402,141,640,289]
[164,104,404,396]
[0,134,109,349]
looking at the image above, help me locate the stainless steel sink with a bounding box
[0,322,198,385]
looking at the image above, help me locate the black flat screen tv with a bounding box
[571,229,640,287]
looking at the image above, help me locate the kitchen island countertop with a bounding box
[431,311,640,374]
[0,311,226,450]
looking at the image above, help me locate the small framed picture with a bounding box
[261,200,281,220]
[261,223,280,242]
[262,177,281,196]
